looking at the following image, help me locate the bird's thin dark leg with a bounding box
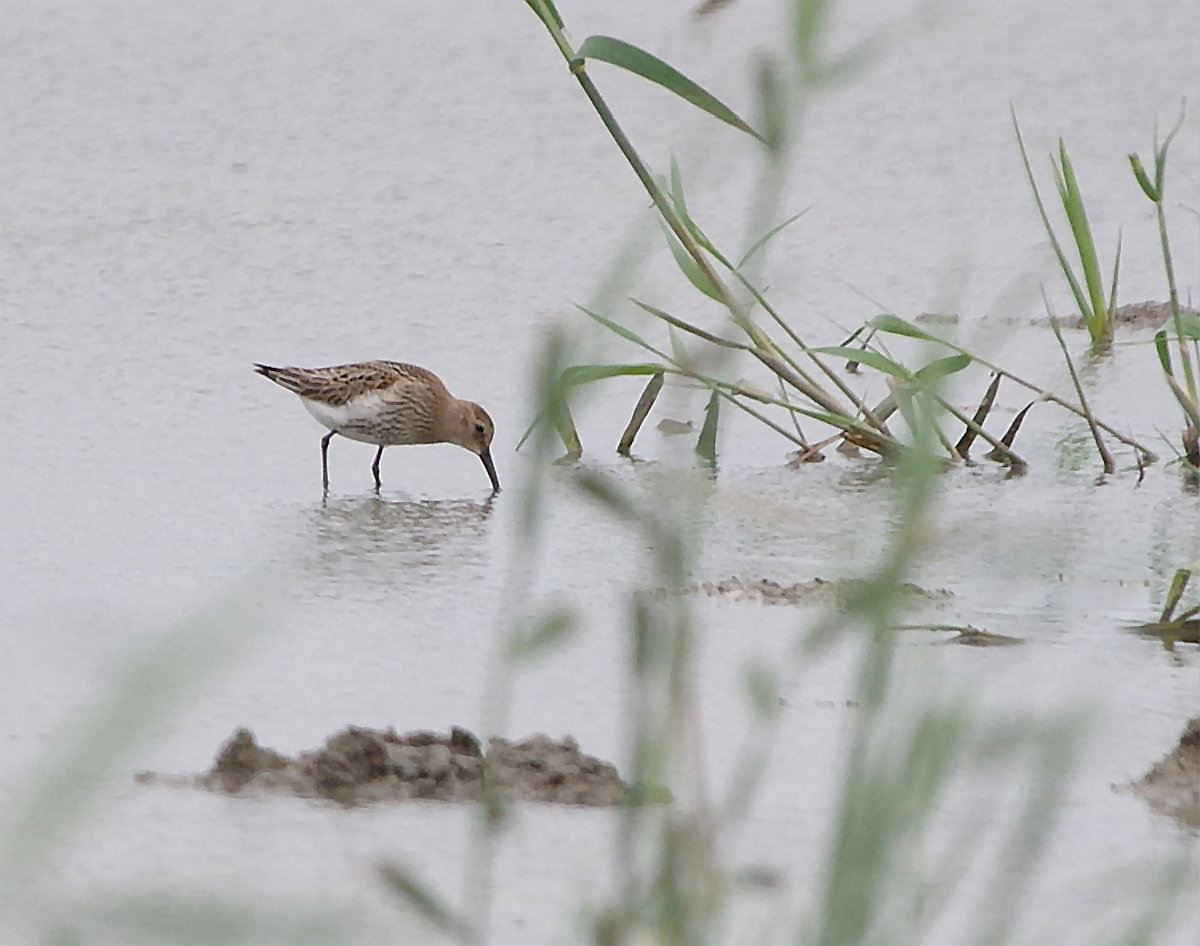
[371,446,384,491]
[320,431,336,492]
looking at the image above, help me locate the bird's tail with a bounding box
[254,363,305,394]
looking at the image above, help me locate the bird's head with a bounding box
[454,401,499,492]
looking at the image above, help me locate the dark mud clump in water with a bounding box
[1121,718,1200,829]
[670,576,952,607]
[1071,301,1199,330]
[913,300,1195,331]
[208,727,291,792]
[942,626,1023,647]
[139,726,629,807]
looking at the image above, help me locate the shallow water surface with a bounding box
[2,0,1198,943]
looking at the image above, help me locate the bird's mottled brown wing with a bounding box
[254,361,447,406]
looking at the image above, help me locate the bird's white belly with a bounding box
[302,394,393,444]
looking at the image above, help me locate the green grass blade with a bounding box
[696,388,720,462]
[514,421,536,453]
[669,155,689,222]
[755,54,787,152]
[1154,329,1173,375]
[631,297,747,350]
[556,400,583,460]
[1106,231,1122,323]
[743,662,781,721]
[792,0,833,71]
[1056,141,1109,338]
[661,223,723,301]
[1158,567,1194,623]
[75,894,353,946]
[577,35,766,143]
[811,345,911,380]
[868,314,947,344]
[1010,108,1092,325]
[694,373,883,442]
[524,0,564,29]
[816,34,887,88]
[1155,107,1186,197]
[561,363,667,387]
[574,303,669,357]
[667,325,689,364]
[660,158,713,250]
[1129,153,1158,201]
[378,863,466,936]
[737,208,811,268]
[914,353,972,382]
[506,607,576,660]
[1163,372,1200,431]
[1174,313,1200,339]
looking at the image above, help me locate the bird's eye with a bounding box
[474,423,486,435]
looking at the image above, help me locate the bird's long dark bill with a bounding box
[480,448,501,492]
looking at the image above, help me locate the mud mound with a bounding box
[1122,718,1200,829]
[1072,301,1199,330]
[670,576,952,607]
[141,726,628,807]
[912,301,1196,330]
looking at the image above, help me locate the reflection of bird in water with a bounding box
[254,361,500,493]
[307,495,496,590]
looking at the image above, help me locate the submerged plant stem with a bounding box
[1156,201,1197,401]
[618,372,666,454]
[1048,308,1116,474]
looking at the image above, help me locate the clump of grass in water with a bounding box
[1012,107,1123,348]
[1130,563,1200,648]
[1129,110,1200,472]
[513,2,1156,475]
[1014,103,1198,477]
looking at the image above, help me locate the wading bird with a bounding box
[254,361,499,493]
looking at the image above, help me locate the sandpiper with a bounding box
[254,360,500,493]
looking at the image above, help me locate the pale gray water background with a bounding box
[1,0,1198,942]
